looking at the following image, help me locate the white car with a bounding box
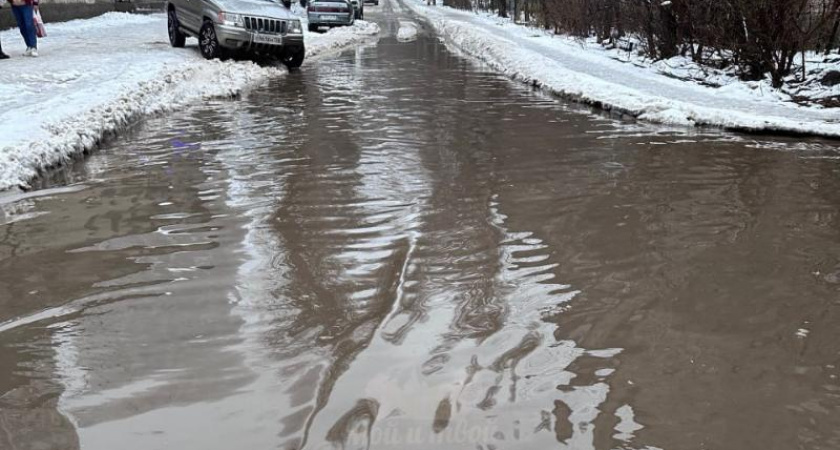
[307,0,355,32]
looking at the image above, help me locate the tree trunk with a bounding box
[827,17,840,55]
[801,51,806,81]
[657,4,679,58]
[540,0,549,29]
[771,69,784,88]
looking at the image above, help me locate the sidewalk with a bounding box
[0,12,378,191]
[402,0,840,138]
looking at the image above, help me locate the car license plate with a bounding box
[253,33,283,45]
[323,15,338,21]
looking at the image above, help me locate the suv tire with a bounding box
[168,9,186,48]
[199,20,224,60]
[308,23,319,32]
[279,46,305,69]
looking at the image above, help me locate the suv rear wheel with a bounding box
[199,20,224,60]
[168,8,186,48]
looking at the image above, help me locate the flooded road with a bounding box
[3,2,840,449]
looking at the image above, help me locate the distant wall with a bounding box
[0,0,165,30]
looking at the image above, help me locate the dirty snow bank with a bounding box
[402,0,840,138]
[0,13,378,191]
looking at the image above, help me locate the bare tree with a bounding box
[493,0,839,88]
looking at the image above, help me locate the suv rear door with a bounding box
[174,0,202,33]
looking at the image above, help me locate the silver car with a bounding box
[167,0,305,68]
[307,0,354,32]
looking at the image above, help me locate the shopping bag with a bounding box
[34,10,46,38]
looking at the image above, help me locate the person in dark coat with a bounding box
[7,0,39,57]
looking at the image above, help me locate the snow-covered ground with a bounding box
[402,0,840,138]
[0,12,378,192]
[605,47,840,108]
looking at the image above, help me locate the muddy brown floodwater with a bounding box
[3,4,840,450]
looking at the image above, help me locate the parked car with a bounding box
[166,0,306,69]
[307,0,354,32]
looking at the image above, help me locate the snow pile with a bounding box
[0,13,378,192]
[403,0,840,137]
[397,21,419,42]
[784,55,840,105]
[580,36,840,108]
[307,20,380,57]
[1,61,277,193]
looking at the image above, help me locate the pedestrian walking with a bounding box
[7,0,39,57]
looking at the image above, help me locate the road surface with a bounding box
[2,2,840,450]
